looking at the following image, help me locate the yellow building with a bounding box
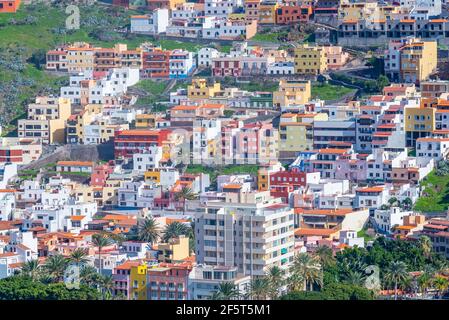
[399,39,437,83]
[404,105,436,147]
[135,114,156,128]
[273,80,311,109]
[18,97,71,144]
[278,112,328,158]
[258,161,285,191]
[130,264,148,300]
[258,2,279,24]
[187,78,221,101]
[338,2,379,20]
[157,235,190,263]
[294,45,328,75]
[67,42,95,73]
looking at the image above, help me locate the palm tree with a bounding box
[418,272,434,297]
[92,233,113,275]
[286,271,304,292]
[433,276,449,299]
[419,236,433,260]
[69,248,89,267]
[266,266,284,299]
[80,265,100,287]
[249,277,270,300]
[137,216,160,245]
[44,254,69,282]
[174,187,198,214]
[162,221,191,243]
[99,274,115,300]
[21,259,41,281]
[211,282,240,300]
[384,261,409,300]
[290,253,322,291]
[342,270,366,286]
[313,245,334,267]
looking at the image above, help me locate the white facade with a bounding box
[130,9,169,34]
[197,47,220,68]
[374,207,412,234]
[267,62,295,75]
[133,147,163,172]
[195,197,295,277]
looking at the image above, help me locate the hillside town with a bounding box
[1,0,449,301]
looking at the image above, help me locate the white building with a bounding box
[374,207,412,234]
[339,230,365,248]
[130,9,169,34]
[133,146,163,172]
[188,264,250,300]
[195,195,295,277]
[0,191,15,221]
[197,47,220,68]
[416,137,449,166]
[169,50,195,79]
[0,163,17,189]
[267,61,295,75]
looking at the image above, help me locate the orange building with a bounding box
[0,0,20,13]
[276,5,313,24]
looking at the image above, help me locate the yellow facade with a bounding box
[144,169,161,183]
[157,235,190,263]
[187,78,221,101]
[258,3,279,24]
[338,2,379,20]
[294,45,328,75]
[130,265,147,301]
[404,105,436,146]
[135,114,156,128]
[400,40,437,83]
[279,113,328,154]
[273,80,311,109]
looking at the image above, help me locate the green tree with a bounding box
[266,265,285,299]
[313,246,335,268]
[290,253,322,291]
[68,248,89,267]
[44,254,69,282]
[433,276,449,299]
[211,282,240,300]
[137,216,160,245]
[162,221,191,243]
[92,233,113,275]
[99,275,114,300]
[80,265,100,287]
[384,261,409,300]
[249,277,270,300]
[419,236,433,260]
[21,259,41,282]
[174,187,198,214]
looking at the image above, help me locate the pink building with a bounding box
[147,263,192,300]
[113,260,142,299]
[235,122,278,164]
[90,162,114,187]
[322,46,350,70]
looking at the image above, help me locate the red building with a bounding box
[0,0,20,13]
[90,162,114,187]
[269,168,308,201]
[114,129,170,159]
[276,5,313,24]
[147,263,192,300]
[141,48,171,78]
[212,58,242,77]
